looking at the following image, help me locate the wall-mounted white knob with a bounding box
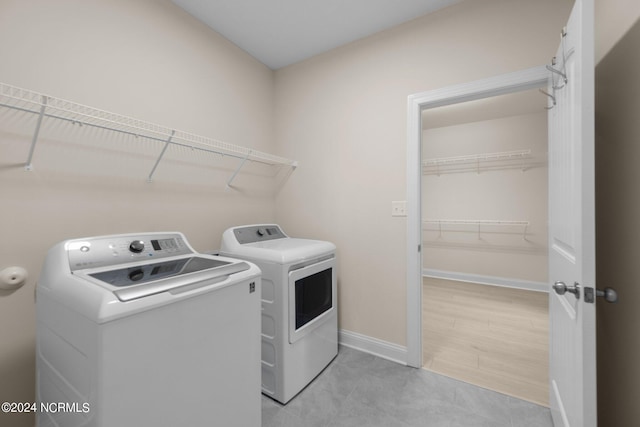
[0,266,28,290]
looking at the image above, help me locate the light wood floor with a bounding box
[422,277,549,406]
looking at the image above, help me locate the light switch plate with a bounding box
[392,201,407,217]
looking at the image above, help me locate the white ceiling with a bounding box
[171,0,462,70]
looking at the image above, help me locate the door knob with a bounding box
[596,287,618,303]
[553,281,580,299]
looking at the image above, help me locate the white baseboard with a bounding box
[338,329,407,366]
[423,268,548,293]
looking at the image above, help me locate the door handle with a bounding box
[554,282,619,304]
[553,281,580,299]
[584,285,619,304]
[595,287,618,303]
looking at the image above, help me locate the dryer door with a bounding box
[288,257,336,344]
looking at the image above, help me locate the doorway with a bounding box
[419,88,550,405]
[408,3,596,424]
[405,66,551,367]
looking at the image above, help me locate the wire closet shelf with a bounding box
[423,219,530,240]
[422,149,533,175]
[0,82,298,184]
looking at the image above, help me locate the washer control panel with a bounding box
[233,225,286,244]
[66,232,191,271]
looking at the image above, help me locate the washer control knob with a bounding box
[128,269,144,281]
[129,240,145,253]
[257,228,266,237]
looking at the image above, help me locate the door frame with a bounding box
[405,66,550,367]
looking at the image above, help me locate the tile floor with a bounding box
[262,346,552,427]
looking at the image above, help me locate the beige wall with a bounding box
[595,16,640,427]
[422,112,548,283]
[595,0,640,64]
[274,0,573,346]
[0,1,277,426]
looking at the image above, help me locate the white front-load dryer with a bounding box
[36,232,262,427]
[220,224,338,404]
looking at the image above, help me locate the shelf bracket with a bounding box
[226,150,251,190]
[25,96,48,171]
[147,130,175,182]
[522,223,529,241]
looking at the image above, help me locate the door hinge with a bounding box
[418,244,421,253]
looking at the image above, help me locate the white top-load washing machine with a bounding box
[36,232,261,427]
[220,224,337,404]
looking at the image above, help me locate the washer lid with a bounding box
[89,256,230,287]
[226,238,335,264]
[82,256,251,301]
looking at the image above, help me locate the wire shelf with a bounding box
[422,149,535,175]
[0,82,297,183]
[423,219,530,240]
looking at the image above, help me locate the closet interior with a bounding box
[421,88,550,406]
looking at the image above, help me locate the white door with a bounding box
[547,0,596,425]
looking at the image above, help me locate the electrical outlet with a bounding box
[392,201,407,217]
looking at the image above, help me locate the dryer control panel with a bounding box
[233,225,287,244]
[66,232,192,271]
